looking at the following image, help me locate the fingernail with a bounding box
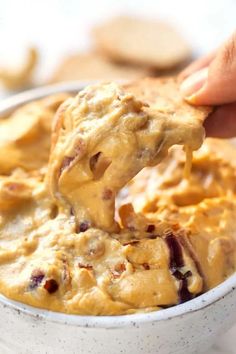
[180,67,208,99]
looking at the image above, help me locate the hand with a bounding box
[179,32,236,138]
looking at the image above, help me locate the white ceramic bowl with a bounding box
[1,83,236,354]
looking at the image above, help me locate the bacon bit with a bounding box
[76,221,90,233]
[90,152,101,170]
[114,263,126,273]
[148,234,158,240]
[172,223,180,231]
[62,260,71,283]
[60,156,74,175]
[111,263,126,278]
[142,263,150,270]
[29,269,45,290]
[123,240,139,246]
[102,188,113,200]
[89,152,111,180]
[165,233,193,304]
[182,270,192,278]
[44,279,59,294]
[146,224,155,233]
[178,236,204,280]
[78,263,93,270]
[172,270,192,280]
[179,278,193,304]
[165,232,184,272]
[171,270,193,304]
[59,139,86,176]
[5,182,24,192]
[50,205,58,219]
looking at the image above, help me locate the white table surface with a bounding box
[0,1,236,352]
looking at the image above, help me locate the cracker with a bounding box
[49,53,150,83]
[0,48,38,90]
[93,17,191,69]
[124,77,211,124]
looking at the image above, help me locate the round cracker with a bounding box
[93,17,191,69]
[49,53,150,83]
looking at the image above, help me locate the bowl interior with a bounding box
[0,82,236,328]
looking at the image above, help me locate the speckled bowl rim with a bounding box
[1,82,236,329]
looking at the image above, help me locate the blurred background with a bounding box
[0,0,236,99]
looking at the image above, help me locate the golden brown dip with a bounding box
[0,78,235,316]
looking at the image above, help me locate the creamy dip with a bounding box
[0,78,235,316]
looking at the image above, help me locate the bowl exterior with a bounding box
[0,287,236,354]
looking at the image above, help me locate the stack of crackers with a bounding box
[50,16,191,83]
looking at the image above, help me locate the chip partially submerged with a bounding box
[48,78,211,232]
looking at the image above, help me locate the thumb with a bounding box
[180,32,236,105]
